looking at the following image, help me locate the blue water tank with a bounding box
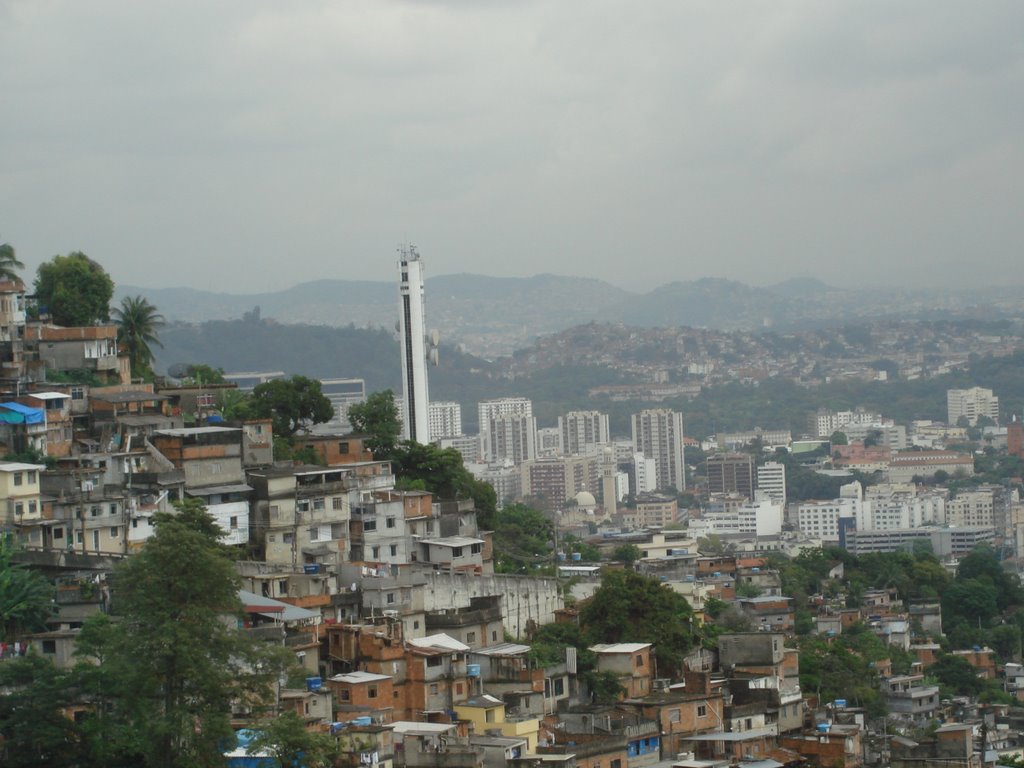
[304,564,322,574]
[351,717,373,727]
[816,723,830,733]
[834,699,847,708]
[306,677,322,691]
[467,664,481,677]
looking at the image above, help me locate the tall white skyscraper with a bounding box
[398,245,430,443]
[631,409,686,491]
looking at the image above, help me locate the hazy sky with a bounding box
[2,1,1022,294]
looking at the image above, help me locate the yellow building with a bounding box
[0,462,46,540]
[454,694,540,752]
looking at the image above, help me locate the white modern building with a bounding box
[429,401,462,439]
[482,414,537,465]
[558,410,610,456]
[631,409,686,491]
[756,461,787,506]
[947,387,999,426]
[398,245,431,443]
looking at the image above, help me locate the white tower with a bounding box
[398,245,431,443]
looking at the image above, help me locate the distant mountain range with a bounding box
[121,274,1021,359]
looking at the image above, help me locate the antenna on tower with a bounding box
[427,329,440,366]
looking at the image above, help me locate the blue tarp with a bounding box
[0,402,45,424]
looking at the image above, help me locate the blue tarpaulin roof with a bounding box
[0,402,45,424]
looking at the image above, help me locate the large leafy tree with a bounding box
[0,655,81,767]
[112,294,165,378]
[250,375,334,438]
[34,252,115,327]
[0,536,54,641]
[579,569,697,676]
[0,240,25,282]
[73,501,292,768]
[347,389,402,458]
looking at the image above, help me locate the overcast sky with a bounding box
[2,1,1022,294]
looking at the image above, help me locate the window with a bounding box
[611,760,622,768]
[339,689,350,702]
[42,640,57,654]
[310,527,319,541]
[28,501,37,515]
[283,533,294,544]
[14,502,23,516]
[268,534,277,542]
[53,527,64,539]
[386,517,395,529]
[90,506,101,517]
[12,472,22,486]
[635,654,645,668]
[75,531,83,545]
[313,498,325,511]
[669,709,680,724]
[269,505,280,519]
[338,442,350,454]
[386,592,395,604]
[427,656,443,668]
[389,545,397,556]
[364,520,377,531]
[554,678,565,696]
[466,632,476,643]
[230,516,239,530]
[372,546,380,559]
[333,497,344,510]
[27,471,36,484]
[109,503,118,515]
[492,631,498,642]
[430,683,439,695]
[110,527,119,538]
[456,682,464,694]
[71,386,85,401]
[697,705,707,718]
[452,547,463,558]
[414,620,420,630]
[367,685,377,699]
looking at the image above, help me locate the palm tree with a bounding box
[112,295,165,378]
[0,240,25,283]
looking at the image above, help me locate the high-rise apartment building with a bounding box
[631,409,686,491]
[756,461,787,506]
[398,246,430,443]
[478,398,535,464]
[478,397,533,425]
[706,453,755,499]
[947,387,999,426]
[558,410,610,456]
[429,401,462,439]
[483,414,537,465]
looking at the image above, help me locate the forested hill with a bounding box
[156,316,1024,438]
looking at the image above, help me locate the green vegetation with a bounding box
[578,569,697,675]
[183,363,226,384]
[347,389,402,458]
[0,240,25,282]
[490,503,554,574]
[112,295,165,380]
[74,502,295,767]
[0,537,55,641]
[250,375,334,438]
[35,252,115,327]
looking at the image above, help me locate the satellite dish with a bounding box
[167,362,190,379]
